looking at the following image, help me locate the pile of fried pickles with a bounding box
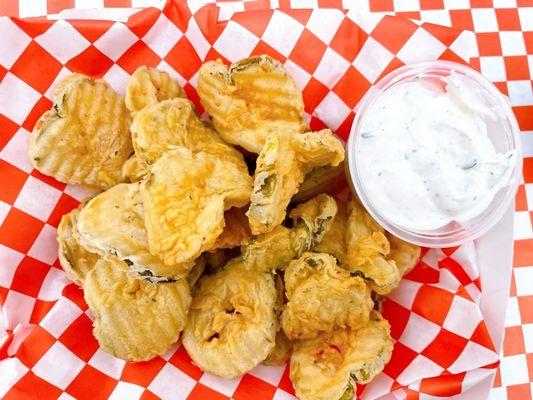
[29,55,421,400]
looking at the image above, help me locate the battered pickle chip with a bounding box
[197,55,307,153]
[84,257,191,362]
[122,154,148,182]
[77,182,193,281]
[211,207,251,251]
[142,147,252,266]
[125,66,185,115]
[314,198,349,264]
[29,74,132,190]
[290,312,393,400]
[188,256,207,289]
[293,163,348,204]
[264,330,292,366]
[387,234,421,276]
[247,130,344,234]
[281,252,373,340]
[182,260,277,378]
[57,206,99,286]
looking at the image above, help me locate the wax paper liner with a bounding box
[0,1,497,399]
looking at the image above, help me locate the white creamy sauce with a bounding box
[357,73,515,231]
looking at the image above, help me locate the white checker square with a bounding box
[387,279,422,309]
[218,2,245,21]
[448,341,499,374]
[397,28,446,65]
[0,72,41,125]
[75,0,104,8]
[505,296,521,327]
[57,394,76,400]
[526,183,533,209]
[523,324,533,353]
[419,10,451,27]
[214,21,259,62]
[360,373,394,399]
[449,31,478,61]
[131,0,165,6]
[507,80,533,107]
[38,266,71,301]
[0,19,31,69]
[353,37,394,83]
[33,342,85,390]
[109,381,144,400]
[35,20,91,64]
[3,290,35,330]
[314,48,350,88]
[40,297,82,338]
[199,372,241,397]
[273,389,297,400]
[185,19,211,60]
[0,244,24,290]
[94,23,139,62]
[0,201,9,227]
[314,92,350,131]
[142,14,182,58]
[522,132,533,157]
[499,31,526,56]
[443,296,482,338]
[493,0,517,7]
[514,267,533,296]
[102,64,131,95]
[262,11,304,57]
[518,7,533,31]
[306,9,344,45]
[28,224,59,265]
[479,56,506,83]
[397,355,444,385]
[89,348,126,380]
[399,313,441,352]
[471,8,499,33]
[19,0,46,18]
[499,354,529,386]
[283,59,311,90]
[148,364,196,400]
[345,9,382,34]
[0,128,33,173]
[488,386,507,400]
[249,364,285,386]
[514,210,533,239]
[443,0,470,9]
[44,67,72,100]
[392,0,420,12]
[14,176,62,221]
[290,0,318,7]
[0,358,29,399]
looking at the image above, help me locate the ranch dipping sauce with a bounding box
[355,72,516,231]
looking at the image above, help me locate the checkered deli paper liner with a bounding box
[0,1,499,399]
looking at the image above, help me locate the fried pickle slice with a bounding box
[142,147,252,266]
[290,311,393,400]
[293,163,348,204]
[29,74,132,190]
[122,154,148,182]
[197,55,306,153]
[211,207,251,251]
[387,234,421,277]
[247,130,344,235]
[84,257,191,362]
[125,66,185,115]
[188,256,206,289]
[182,259,277,378]
[264,330,292,366]
[281,252,373,340]
[57,205,99,286]
[77,182,193,281]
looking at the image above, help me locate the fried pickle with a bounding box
[281,252,373,340]
[263,330,292,366]
[247,130,344,235]
[293,163,348,204]
[197,55,306,153]
[211,207,251,251]
[142,147,252,266]
[290,311,393,400]
[387,233,421,277]
[122,154,148,183]
[84,257,191,362]
[29,74,132,190]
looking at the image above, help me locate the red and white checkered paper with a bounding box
[0,1,505,399]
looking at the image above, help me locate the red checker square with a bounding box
[495,8,521,31]
[419,372,465,397]
[421,329,468,369]
[493,365,502,387]
[66,46,114,78]
[169,345,203,380]
[335,112,355,141]
[302,77,330,113]
[308,115,327,132]
[187,383,229,400]
[0,64,7,81]
[244,0,273,11]
[528,353,533,384]
[289,29,327,74]
[0,159,28,204]
[165,37,203,80]
[439,257,473,287]
[368,0,394,12]
[476,33,502,56]
[372,16,419,54]
[523,158,533,183]
[104,0,132,6]
[251,41,286,64]
[66,364,118,400]
[47,193,80,228]
[503,326,525,356]
[117,41,161,75]
[422,23,461,48]
[376,57,405,83]
[232,9,273,38]
[382,300,413,340]
[333,66,370,109]
[504,56,530,80]
[507,383,533,400]
[11,42,62,94]
[63,283,88,311]
[518,295,533,324]
[383,342,418,380]
[127,7,161,38]
[22,96,53,133]
[282,9,312,26]
[420,0,444,9]
[0,208,44,253]
[121,357,166,387]
[470,0,493,7]
[10,256,51,298]
[183,83,202,113]
[0,114,19,151]
[525,32,533,54]
[404,261,440,283]
[277,365,295,395]
[15,326,56,368]
[317,0,343,6]
[396,11,421,20]
[510,273,517,297]
[204,47,229,64]
[330,19,368,63]
[514,106,533,131]
[449,10,474,31]
[140,390,160,400]
[46,0,75,15]
[59,314,99,362]
[30,168,67,191]
[74,20,114,43]
[233,374,277,400]
[493,81,508,96]
[3,371,62,400]
[412,285,454,325]
[30,299,55,324]
[514,239,533,267]
[0,2,18,18]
